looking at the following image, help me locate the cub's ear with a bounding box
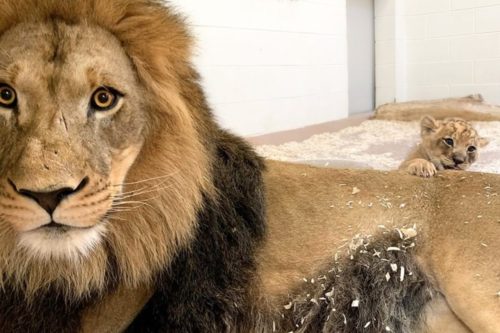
[420,115,439,135]
[478,137,489,148]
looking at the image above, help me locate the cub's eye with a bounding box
[90,87,119,111]
[443,138,454,146]
[468,146,477,153]
[0,85,17,108]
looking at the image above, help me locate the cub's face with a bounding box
[0,21,146,258]
[420,116,488,170]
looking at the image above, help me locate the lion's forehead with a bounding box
[0,20,146,175]
[0,21,135,100]
[439,121,477,142]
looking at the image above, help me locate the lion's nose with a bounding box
[10,178,88,214]
[453,156,465,165]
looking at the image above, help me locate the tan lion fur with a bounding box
[400,116,488,177]
[256,161,500,333]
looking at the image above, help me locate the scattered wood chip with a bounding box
[284,302,293,310]
[400,266,405,282]
[364,321,371,328]
[395,228,403,239]
[385,272,391,282]
[391,264,398,272]
[352,187,361,195]
[387,247,401,251]
[351,299,360,307]
[401,227,417,239]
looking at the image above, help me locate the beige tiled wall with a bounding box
[375,0,500,106]
[168,0,349,137]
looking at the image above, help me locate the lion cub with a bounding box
[400,116,488,177]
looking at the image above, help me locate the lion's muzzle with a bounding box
[10,177,88,217]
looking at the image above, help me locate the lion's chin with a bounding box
[18,223,107,260]
[443,164,468,171]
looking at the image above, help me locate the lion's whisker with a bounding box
[112,172,179,187]
[113,185,173,201]
[115,179,171,197]
[112,198,159,210]
[111,201,153,209]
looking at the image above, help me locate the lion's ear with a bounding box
[420,115,439,135]
[478,137,489,148]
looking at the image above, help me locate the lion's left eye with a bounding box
[90,88,120,111]
[0,85,17,108]
[468,146,476,153]
[443,138,454,146]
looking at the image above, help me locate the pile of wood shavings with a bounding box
[276,226,428,333]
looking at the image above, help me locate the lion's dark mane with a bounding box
[126,131,266,332]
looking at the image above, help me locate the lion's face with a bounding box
[420,116,488,170]
[0,21,145,258]
[0,0,211,301]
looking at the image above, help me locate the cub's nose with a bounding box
[453,156,465,165]
[10,178,88,214]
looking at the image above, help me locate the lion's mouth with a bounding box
[39,220,97,232]
[443,163,467,170]
[18,220,108,259]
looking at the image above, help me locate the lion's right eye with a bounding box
[0,85,17,108]
[443,138,454,147]
[90,87,121,112]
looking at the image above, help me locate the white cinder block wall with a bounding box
[169,0,348,137]
[376,0,500,106]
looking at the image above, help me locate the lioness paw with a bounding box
[406,159,437,178]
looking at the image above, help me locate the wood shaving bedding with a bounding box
[256,120,500,174]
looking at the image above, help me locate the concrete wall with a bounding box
[376,0,500,106]
[347,0,375,115]
[169,0,349,136]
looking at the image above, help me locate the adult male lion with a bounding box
[0,1,497,332]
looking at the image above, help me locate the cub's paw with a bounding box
[406,159,437,178]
